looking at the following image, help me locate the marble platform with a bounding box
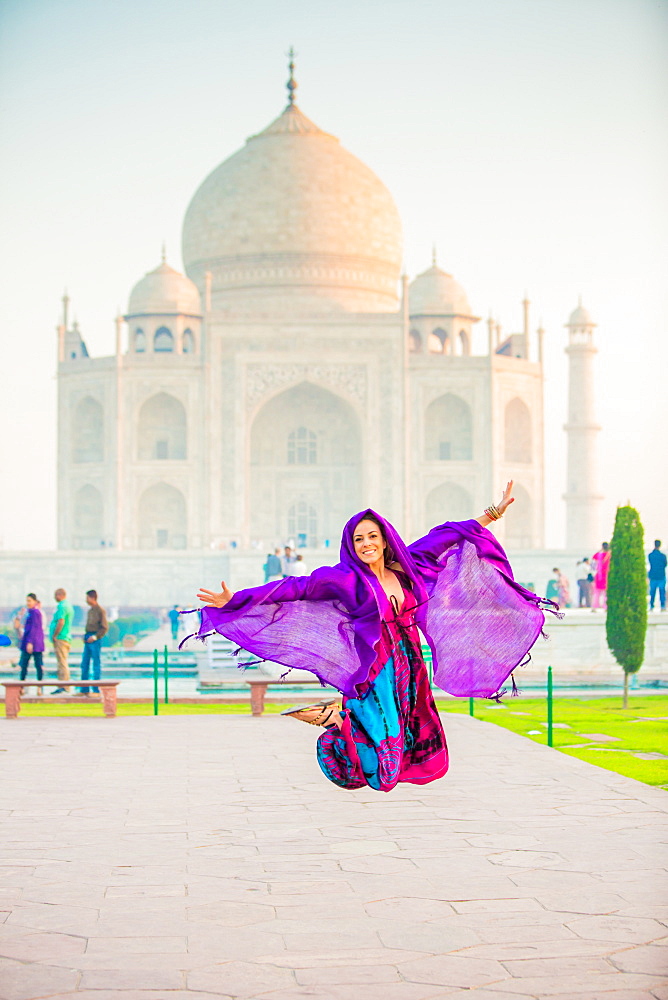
[0,713,666,999]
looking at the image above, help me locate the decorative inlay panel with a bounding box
[245,363,367,408]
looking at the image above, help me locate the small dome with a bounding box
[127,260,201,317]
[409,264,472,316]
[567,302,594,327]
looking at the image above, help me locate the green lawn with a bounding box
[9,695,668,790]
[436,696,668,789]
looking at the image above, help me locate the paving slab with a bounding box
[0,712,666,999]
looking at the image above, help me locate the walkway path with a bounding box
[0,712,666,999]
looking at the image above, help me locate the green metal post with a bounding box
[153,649,159,716]
[163,644,169,705]
[547,664,553,747]
[469,697,474,717]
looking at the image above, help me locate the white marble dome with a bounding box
[127,260,201,317]
[409,264,472,316]
[182,104,403,313]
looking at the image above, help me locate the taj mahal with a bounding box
[4,65,602,606]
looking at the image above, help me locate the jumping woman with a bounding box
[192,482,556,792]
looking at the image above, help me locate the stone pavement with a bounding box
[0,712,666,1000]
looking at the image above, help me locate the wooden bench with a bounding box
[245,679,335,717]
[2,681,121,719]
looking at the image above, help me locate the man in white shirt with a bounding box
[281,545,296,578]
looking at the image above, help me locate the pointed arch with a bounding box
[429,327,451,354]
[425,482,473,531]
[250,381,361,545]
[73,484,104,548]
[504,397,532,463]
[134,328,146,352]
[409,329,422,353]
[154,327,174,352]
[425,393,473,461]
[138,483,187,549]
[138,393,187,460]
[182,328,194,353]
[73,396,104,463]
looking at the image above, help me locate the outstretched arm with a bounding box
[476,480,515,528]
[408,481,516,572]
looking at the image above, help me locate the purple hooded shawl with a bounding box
[186,512,557,699]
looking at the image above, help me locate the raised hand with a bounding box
[197,580,235,609]
[497,480,515,515]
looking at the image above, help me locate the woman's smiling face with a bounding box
[353,518,386,567]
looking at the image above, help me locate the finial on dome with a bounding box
[62,289,70,329]
[161,242,167,264]
[286,46,298,106]
[432,245,437,267]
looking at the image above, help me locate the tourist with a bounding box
[193,482,559,792]
[18,593,45,694]
[648,540,667,612]
[264,548,283,582]
[79,590,108,695]
[281,545,296,577]
[591,542,611,610]
[50,588,74,694]
[575,557,593,608]
[551,568,570,609]
[168,605,181,642]
[292,553,308,577]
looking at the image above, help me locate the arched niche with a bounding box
[504,397,532,463]
[457,329,470,356]
[138,483,187,549]
[250,381,361,545]
[425,482,473,529]
[138,393,187,460]
[429,327,451,354]
[73,397,104,463]
[504,483,533,549]
[73,484,103,548]
[154,327,174,352]
[425,393,473,461]
[134,328,146,353]
[409,329,422,353]
[182,328,194,353]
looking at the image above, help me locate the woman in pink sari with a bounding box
[592,542,611,610]
[193,482,557,792]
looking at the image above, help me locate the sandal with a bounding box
[281,699,341,727]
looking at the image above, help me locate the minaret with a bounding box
[563,300,602,551]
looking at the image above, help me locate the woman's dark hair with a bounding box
[354,515,396,567]
[27,593,37,601]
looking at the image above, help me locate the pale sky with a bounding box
[1,0,666,550]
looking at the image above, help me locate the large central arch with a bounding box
[250,381,362,546]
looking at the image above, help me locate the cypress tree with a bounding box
[606,505,647,708]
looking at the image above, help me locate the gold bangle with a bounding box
[484,505,502,521]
